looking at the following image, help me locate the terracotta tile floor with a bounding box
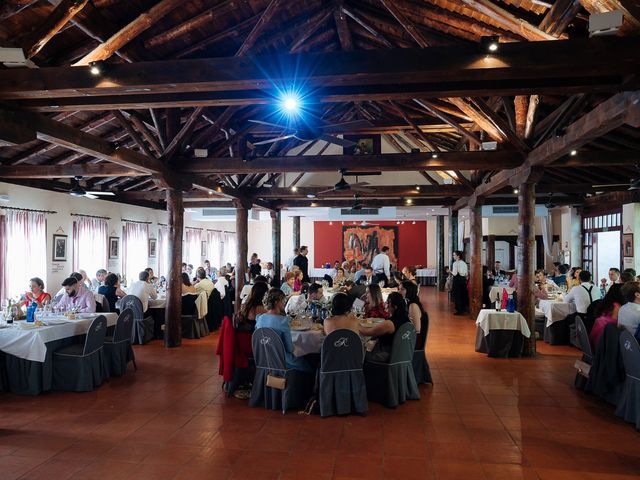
[2,289,639,480]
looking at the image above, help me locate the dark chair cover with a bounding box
[585,299,601,333]
[413,311,433,385]
[249,328,313,413]
[364,322,420,408]
[120,295,154,345]
[223,286,234,318]
[206,289,224,331]
[348,284,367,300]
[52,315,108,391]
[574,315,593,390]
[181,294,203,339]
[323,275,334,287]
[104,308,136,377]
[96,296,110,313]
[586,324,625,405]
[319,329,368,417]
[615,331,640,430]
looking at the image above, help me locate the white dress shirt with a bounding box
[214,276,229,299]
[618,302,640,336]
[371,253,390,278]
[285,255,296,271]
[564,282,601,314]
[285,294,307,315]
[452,260,468,276]
[128,280,157,312]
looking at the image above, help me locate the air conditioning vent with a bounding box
[340,208,379,215]
[492,206,519,214]
[202,209,236,216]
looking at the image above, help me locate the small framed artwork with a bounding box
[623,233,634,258]
[201,240,207,257]
[149,238,157,258]
[53,234,67,261]
[109,236,120,259]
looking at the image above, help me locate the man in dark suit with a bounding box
[293,245,309,283]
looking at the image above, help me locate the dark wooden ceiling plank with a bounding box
[0,163,147,178]
[378,0,430,47]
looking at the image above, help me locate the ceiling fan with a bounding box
[248,118,373,148]
[59,176,115,200]
[592,165,640,190]
[318,169,375,195]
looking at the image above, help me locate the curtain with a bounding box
[0,214,7,300]
[72,216,108,281]
[123,222,149,285]
[3,211,47,299]
[458,220,465,251]
[185,228,201,269]
[541,214,553,259]
[158,225,169,279]
[206,230,223,269]
[221,231,237,266]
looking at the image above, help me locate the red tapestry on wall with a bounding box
[342,226,398,265]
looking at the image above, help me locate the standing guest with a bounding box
[493,261,505,277]
[353,263,367,284]
[204,259,214,278]
[590,283,625,351]
[608,268,621,287]
[285,248,299,271]
[264,262,275,284]
[194,267,214,298]
[482,266,494,307]
[129,270,158,314]
[98,273,125,312]
[399,280,428,348]
[621,268,636,283]
[371,246,391,286]
[567,267,583,289]
[91,269,108,291]
[249,256,262,278]
[451,250,469,315]
[57,276,96,313]
[324,293,359,335]
[359,292,409,362]
[293,246,310,283]
[364,284,389,319]
[280,272,298,299]
[256,289,310,371]
[20,277,51,309]
[564,270,600,316]
[618,281,640,336]
[214,267,230,299]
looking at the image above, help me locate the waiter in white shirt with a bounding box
[128,270,158,314]
[564,270,601,316]
[371,246,391,287]
[451,250,469,315]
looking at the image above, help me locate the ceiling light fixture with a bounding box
[306,193,316,198]
[570,149,578,156]
[513,187,520,194]
[431,152,438,159]
[291,186,298,192]
[406,198,413,205]
[89,61,104,76]
[480,36,500,53]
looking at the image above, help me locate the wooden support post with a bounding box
[448,207,458,268]
[271,210,282,287]
[165,188,183,348]
[292,215,301,250]
[436,215,445,291]
[487,234,496,272]
[469,202,483,319]
[517,181,537,357]
[235,203,248,310]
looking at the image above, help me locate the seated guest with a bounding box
[402,265,418,284]
[621,268,636,283]
[358,266,375,286]
[608,267,621,288]
[235,281,268,332]
[359,292,409,362]
[54,272,85,301]
[347,262,358,281]
[550,263,568,287]
[241,275,269,303]
[565,270,601,316]
[91,269,108,291]
[534,269,555,300]
[399,280,424,336]
[256,289,310,371]
[204,259,215,278]
[618,281,640,336]
[194,267,214,298]
[280,271,298,298]
[353,263,367,284]
[508,271,519,289]
[482,266,493,307]
[590,283,625,351]
[57,276,96,313]
[181,273,197,294]
[129,270,158,314]
[264,262,275,284]
[334,267,347,287]
[324,293,359,335]
[21,277,51,309]
[78,269,91,290]
[98,273,126,311]
[285,282,324,315]
[181,263,187,273]
[329,260,341,278]
[144,267,157,286]
[567,267,583,289]
[364,284,388,319]
[214,267,229,299]
[293,269,303,292]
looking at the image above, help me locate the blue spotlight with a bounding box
[280,93,301,115]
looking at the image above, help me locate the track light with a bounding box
[89,61,105,76]
[291,186,298,192]
[306,193,316,198]
[406,198,413,204]
[480,36,500,53]
[416,185,421,191]
[431,152,438,159]
[513,187,519,194]
[570,149,578,156]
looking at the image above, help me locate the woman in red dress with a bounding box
[365,284,389,319]
[21,277,51,308]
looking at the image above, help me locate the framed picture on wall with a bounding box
[149,238,157,258]
[201,240,207,257]
[52,234,67,261]
[623,233,634,258]
[109,237,119,259]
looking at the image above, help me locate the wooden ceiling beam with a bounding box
[388,101,438,151]
[378,0,430,47]
[341,5,393,48]
[1,1,37,20]
[413,99,482,147]
[538,0,582,37]
[162,106,204,159]
[288,9,333,53]
[333,4,354,51]
[254,184,471,198]
[112,110,156,158]
[0,164,147,179]
[174,14,259,58]
[234,0,282,56]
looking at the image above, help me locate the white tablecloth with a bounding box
[475,309,531,337]
[489,286,515,303]
[416,268,436,277]
[149,297,166,309]
[310,268,333,279]
[0,312,118,363]
[538,299,576,327]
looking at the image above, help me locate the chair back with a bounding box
[416,310,429,350]
[181,293,197,315]
[575,315,593,361]
[83,315,107,355]
[390,322,417,364]
[321,329,364,373]
[120,295,143,320]
[348,284,367,300]
[252,328,287,372]
[113,308,134,343]
[100,296,111,313]
[619,330,640,379]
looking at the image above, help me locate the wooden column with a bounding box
[271,210,281,287]
[235,202,248,310]
[436,215,445,291]
[517,181,537,357]
[487,234,496,271]
[469,202,483,319]
[448,207,458,268]
[165,188,183,348]
[292,215,300,249]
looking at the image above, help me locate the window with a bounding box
[581,210,622,277]
[221,231,237,266]
[72,216,107,282]
[0,210,47,299]
[206,230,223,269]
[122,222,149,285]
[157,225,169,279]
[185,228,202,269]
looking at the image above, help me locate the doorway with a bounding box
[594,230,621,284]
